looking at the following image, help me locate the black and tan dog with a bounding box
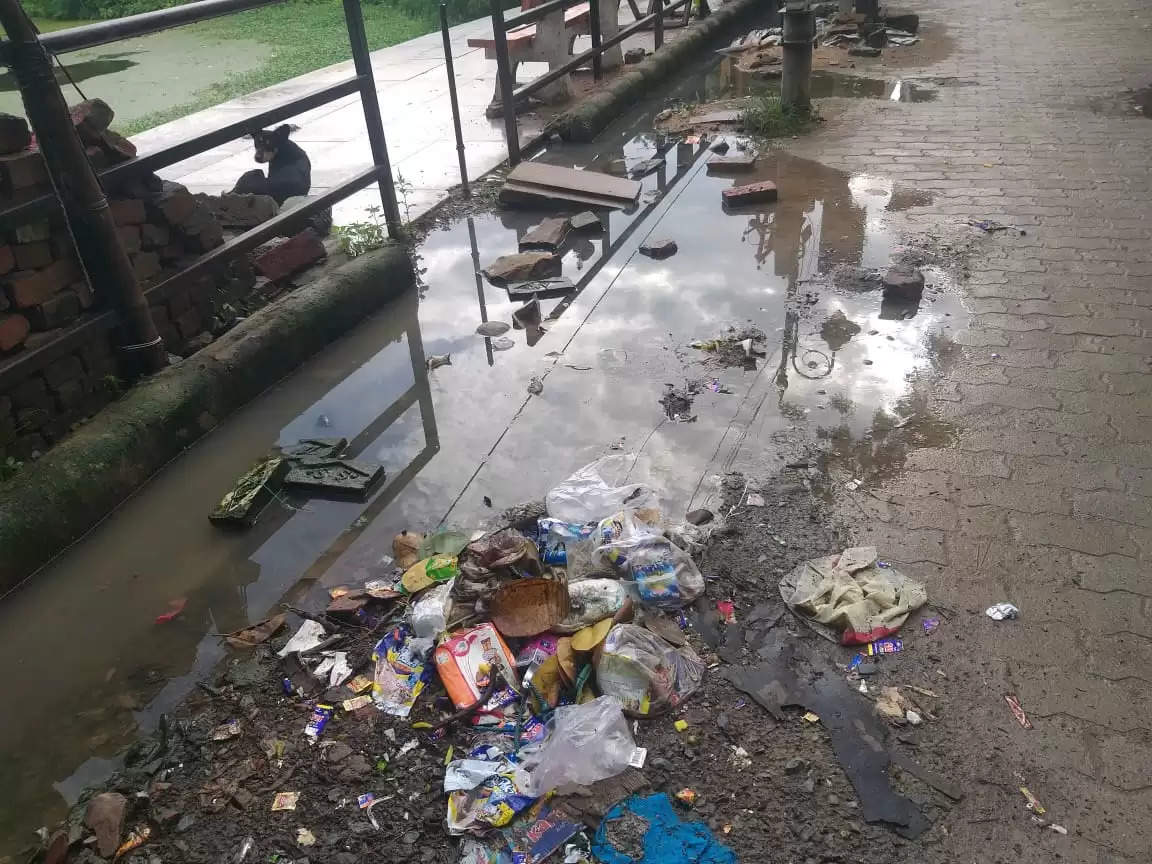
[231,125,311,204]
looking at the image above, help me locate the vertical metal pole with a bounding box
[654,0,663,50]
[467,218,494,366]
[589,0,602,80]
[0,0,165,374]
[440,3,469,197]
[489,0,519,165]
[342,0,403,236]
[780,1,814,111]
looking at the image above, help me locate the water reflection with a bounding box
[0,289,438,851]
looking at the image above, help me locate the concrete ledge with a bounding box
[551,0,764,142]
[0,244,415,592]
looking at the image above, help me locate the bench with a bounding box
[468,0,623,113]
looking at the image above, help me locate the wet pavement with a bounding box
[0,64,962,848]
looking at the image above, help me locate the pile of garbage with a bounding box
[210,455,721,864]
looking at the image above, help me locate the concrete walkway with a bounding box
[130,7,655,226]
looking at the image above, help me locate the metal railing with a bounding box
[488,0,691,164]
[0,0,403,388]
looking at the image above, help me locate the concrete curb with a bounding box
[0,244,415,592]
[551,0,764,142]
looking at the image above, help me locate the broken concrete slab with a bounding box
[501,162,641,209]
[482,251,562,285]
[882,266,925,300]
[281,437,347,459]
[722,181,778,207]
[849,45,882,57]
[209,456,289,528]
[692,109,743,125]
[639,239,678,259]
[624,47,646,64]
[569,211,603,233]
[284,457,384,497]
[710,140,730,153]
[519,217,570,251]
[504,276,576,299]
[707,153,757,174]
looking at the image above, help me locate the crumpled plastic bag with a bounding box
[453,529,543,607]
[554,579,629,633]
[546,455,658,524]
[594,624,705,715]
[411,581,454,639]
[778,546,927,645]
[514,696,636,796]
[592,512,705,609]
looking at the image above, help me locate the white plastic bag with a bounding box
[592,518,705,609]
[546,455,658,524]
[411,581,453,639]
[594,624,705,715]
[515,696,636,796]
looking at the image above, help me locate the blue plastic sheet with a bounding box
[591,793,737,864]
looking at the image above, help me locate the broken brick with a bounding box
[118,225,142,255]
[5,259,79,308]
[140,223,171,249]
[69,98,114,136]
[131,251,160,282]
[27,291,82,331]
[154,181,195,225]
[99,129,136,163]
[0,313,30,353]
[0,148,47,192]
[253,228,326,282]
[13,241,52,271]
[109,198,147,225]
[722,181,779,208]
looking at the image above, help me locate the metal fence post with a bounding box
[439,3,469,196]
[589,0,602,79]
[654,0,663,50]
[342,0,403,235]
[489,0,520,165]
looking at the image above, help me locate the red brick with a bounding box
[27,292,81,331]
[154,181,195,225]
[99,129,136,163]
[140,223,170,249]
[130,251,160,282]
[253,229,326,282]
[722,181,778,207]
[0,245,13,276]
[0,313,29,353]
[13,241,52,270]
[4,259,78,308]
[0,148,47,192]
[159,242,183,263]
[109,198,146,226]
[118,224,142,255]
[189,221,224,253]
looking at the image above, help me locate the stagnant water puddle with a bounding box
[0,64,963,853]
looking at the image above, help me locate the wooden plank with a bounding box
[507,162,641,204]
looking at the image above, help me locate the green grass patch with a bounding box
[120,0,437,136]
[740,96,816,139]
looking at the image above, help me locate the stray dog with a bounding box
[231,125,311,204]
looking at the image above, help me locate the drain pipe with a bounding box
[780,0,815,112]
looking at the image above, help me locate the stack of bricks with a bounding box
[0,100,250,462]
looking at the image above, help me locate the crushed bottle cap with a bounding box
[674,719,689,732]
